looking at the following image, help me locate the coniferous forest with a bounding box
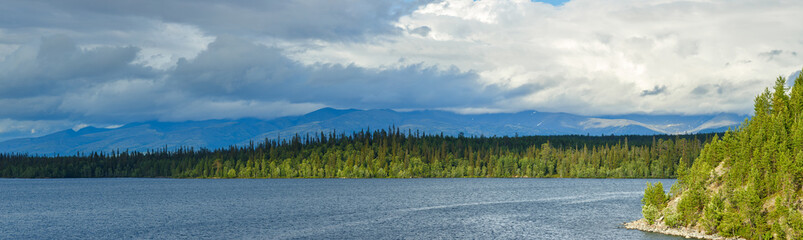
[0,132,717,179]
[641,72,803,239]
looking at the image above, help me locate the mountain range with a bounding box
[0,108,747,155]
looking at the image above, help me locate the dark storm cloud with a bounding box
[0,35,155,99]
[0,97,66,120]
[170,36,493,109]
[0,0,432,41]
[640,85,667,96]
[0,35,499,127]
[0,35,156,121]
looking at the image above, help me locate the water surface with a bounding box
[0,178,682,239]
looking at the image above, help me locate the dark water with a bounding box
[0,178,682,239]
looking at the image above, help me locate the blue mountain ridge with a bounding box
[0,108,747,155]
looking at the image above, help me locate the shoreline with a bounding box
[624,219,744,240]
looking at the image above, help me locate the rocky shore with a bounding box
[624,219,745,240]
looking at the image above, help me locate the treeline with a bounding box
[0,132,718,179]
[642,71,803,239]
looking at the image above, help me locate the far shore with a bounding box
[624,219,745,240]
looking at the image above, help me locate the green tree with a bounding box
[702,192,723,233]
[642,182,668,209]
[642,204,660,225]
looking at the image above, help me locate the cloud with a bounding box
[408,26,432,37]
[1,0,803,139]
[759,50,783,60]
[640,85,667,96]
[170,36,493,109]
[297,0,803,115]
[0,118,74,142]
[165,100,325,122]
[0,35,155,98]
[759,50,798,62]
[691,83,738,96]
[0,0,431,41]
[0,35,498,135]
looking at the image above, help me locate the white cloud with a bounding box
[293,0,803,115]
[0,0,802,140]
[132,22,215,70]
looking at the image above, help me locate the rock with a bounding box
[623,218,745,240]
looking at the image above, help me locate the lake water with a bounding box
[0,178,682,239]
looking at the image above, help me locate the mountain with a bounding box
[0,108,747,155]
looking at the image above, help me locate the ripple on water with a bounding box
[0,178,683,239]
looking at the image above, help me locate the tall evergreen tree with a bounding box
[642,68,803,239]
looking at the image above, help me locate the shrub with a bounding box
[663,207,682,227]
[702,193,724,233]
[643,204,659,224]
[642,182,668,209]
[717,211,741,237]
[677,186,707,226]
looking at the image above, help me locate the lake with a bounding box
[0,178,682,239]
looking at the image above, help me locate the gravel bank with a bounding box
[624,219,745,240]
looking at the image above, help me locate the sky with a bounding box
[0,0,801,141]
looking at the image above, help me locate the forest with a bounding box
[641,71,803,239]
[0,131,717,179]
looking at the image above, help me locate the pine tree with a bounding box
[790,69,803,116]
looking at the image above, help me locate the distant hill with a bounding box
[0,108,746,155]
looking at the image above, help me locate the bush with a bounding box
[643,204,659,224]
[677,186,707,226]
[772,222,786,239]
[702,193,724,233]
[643,182,668,209]
[788,209,803,238]
[663,207,682,227]
[717,211,741,237]
[669,182,682,198]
